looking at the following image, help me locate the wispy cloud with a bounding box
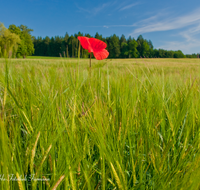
[76,6,91,14]
[76,3,111,16]
[103,24,136,28]
[158,23,200,53]
[119,2,139,11]
[158,39,200,54]
[131,8,200,35]
[180,25,200,43]
[93,3,111,15]
[85,24,136,28]
[122,7,200,53]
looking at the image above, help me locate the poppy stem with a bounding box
[90,53,91,68]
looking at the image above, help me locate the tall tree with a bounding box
[142,41,150,57]
[136,35,144,56]
[120,34,127,45]
[95,32,103,40]
[68,35,75,58]
[120,35,128,58]
[33,36,43,56]
[148,40,153,49]
[120,42,129,58]
[64,32,69,57]
[44,36,50,56]
[128,38,138,58]
[136,35,151,57]
[54,36,63,57]
[0,23,21,58]
[108,34,120,58]
[8,24,34,58]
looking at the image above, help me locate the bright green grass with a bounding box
[0,58,200,190]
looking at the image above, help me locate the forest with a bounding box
[0,22,199,58]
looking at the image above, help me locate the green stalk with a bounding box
[90,52,91,67]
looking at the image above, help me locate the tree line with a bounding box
[0,22,199,58]
[33,32,191,58]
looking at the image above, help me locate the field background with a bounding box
[0,58,200,190]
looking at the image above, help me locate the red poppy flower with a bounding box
[78,36,109,60]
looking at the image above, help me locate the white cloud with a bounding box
[103,24,136,28]
[93,3,111,15]
[76,3,111,16]
[158,39,200,54]
[158,25,200,53]
[180,24,200,41]
[131,8,200,35]
[128,8,200,53]
[76,6,91,14]
[119,3,139,11]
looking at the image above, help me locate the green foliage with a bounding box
[185,53,199,58]
[94,32,103,40]
[8,24,21,36]
[0,23,21,58]
[136,35,152,58]
[120,42,129,58]
[153,49,186,58]
[0,22,7,35]
[8,24,34,58]
[128,38,138,58]
[32,32,197,59]
[174,50,186,58]
[107,34,121,58]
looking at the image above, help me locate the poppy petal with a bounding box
[93,49,109,60]
[89,38,107,52]
[78,36,92,52]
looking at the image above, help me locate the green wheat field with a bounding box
[0,57,200,190]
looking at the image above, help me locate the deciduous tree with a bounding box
[0,23,21,58]
[8,24,34,58]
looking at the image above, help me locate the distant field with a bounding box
[27,56,63,59]
[0,58,200,190]
[1,57,200,67]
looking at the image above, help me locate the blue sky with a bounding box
[1,0,200,54]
